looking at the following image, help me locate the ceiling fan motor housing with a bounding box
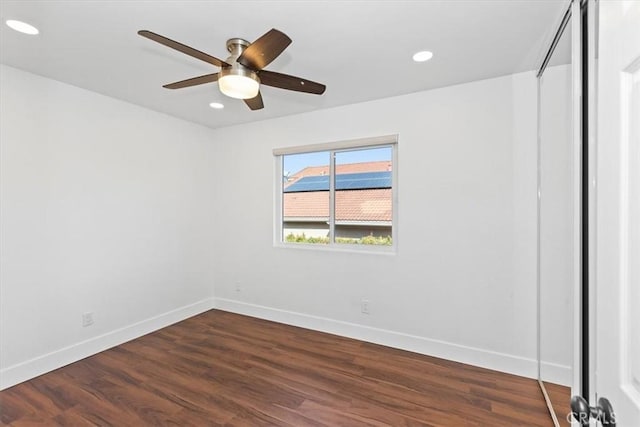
[221,38,260,82]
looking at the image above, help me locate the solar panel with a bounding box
[284,175,330,192]
[336,171,392,190]
[284,171,391,192]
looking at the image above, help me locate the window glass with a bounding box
[277,138,396,250]
[282,151,330,244]
[334,147,393,245]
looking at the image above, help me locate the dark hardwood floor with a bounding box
[543,381,572,426]
[0,310,554,426]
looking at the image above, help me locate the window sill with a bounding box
[273,242,397,256]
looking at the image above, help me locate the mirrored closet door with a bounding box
[537,2,578,424]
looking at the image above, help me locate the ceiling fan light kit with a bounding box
[218,38,260,100]
[218,69,260,99]
[138,28,326,110]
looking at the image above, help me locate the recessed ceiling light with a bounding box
[5,20,39,35]
[412,51,433,62]
[209,102,224,109]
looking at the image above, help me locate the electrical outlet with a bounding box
[82,312,94,327]
[361,299,370,314]
[235,281,241,292]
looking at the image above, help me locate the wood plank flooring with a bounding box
[0,310,554,426]
[543,381,571,426]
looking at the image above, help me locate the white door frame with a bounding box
[570,0,584,403]
[585,0,598,412]
[592,0,640,424]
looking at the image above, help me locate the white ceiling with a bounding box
[0,0,567,130]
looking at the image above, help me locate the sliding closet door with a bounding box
[538,8,575,424]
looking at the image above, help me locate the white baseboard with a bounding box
[213,298,541,381]
[540,361,573,387]
[2,297,571,391]
[0,297,215,391]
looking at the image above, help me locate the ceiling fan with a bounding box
[138,28,326,111]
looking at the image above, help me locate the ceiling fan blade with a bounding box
[163,73,220,89]
[237,29,292,70]
[244,92,264,110]
[138,30,230,68]
[259,70,326,95]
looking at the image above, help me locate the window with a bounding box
[275,135,397,250]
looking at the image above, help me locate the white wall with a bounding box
[0,65,217,389]
[210,71,542,379]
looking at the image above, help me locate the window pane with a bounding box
[282,151,330,244]
[334,146,393,245]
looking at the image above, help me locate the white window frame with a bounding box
[274,134,398,253]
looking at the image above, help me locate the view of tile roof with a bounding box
[284,162,392,223]
[283,189,392,222]
[336,188,391,222]
[283,191,329,219]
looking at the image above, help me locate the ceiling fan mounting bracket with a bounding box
[222,38,256,81]
[226,38,251,54]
